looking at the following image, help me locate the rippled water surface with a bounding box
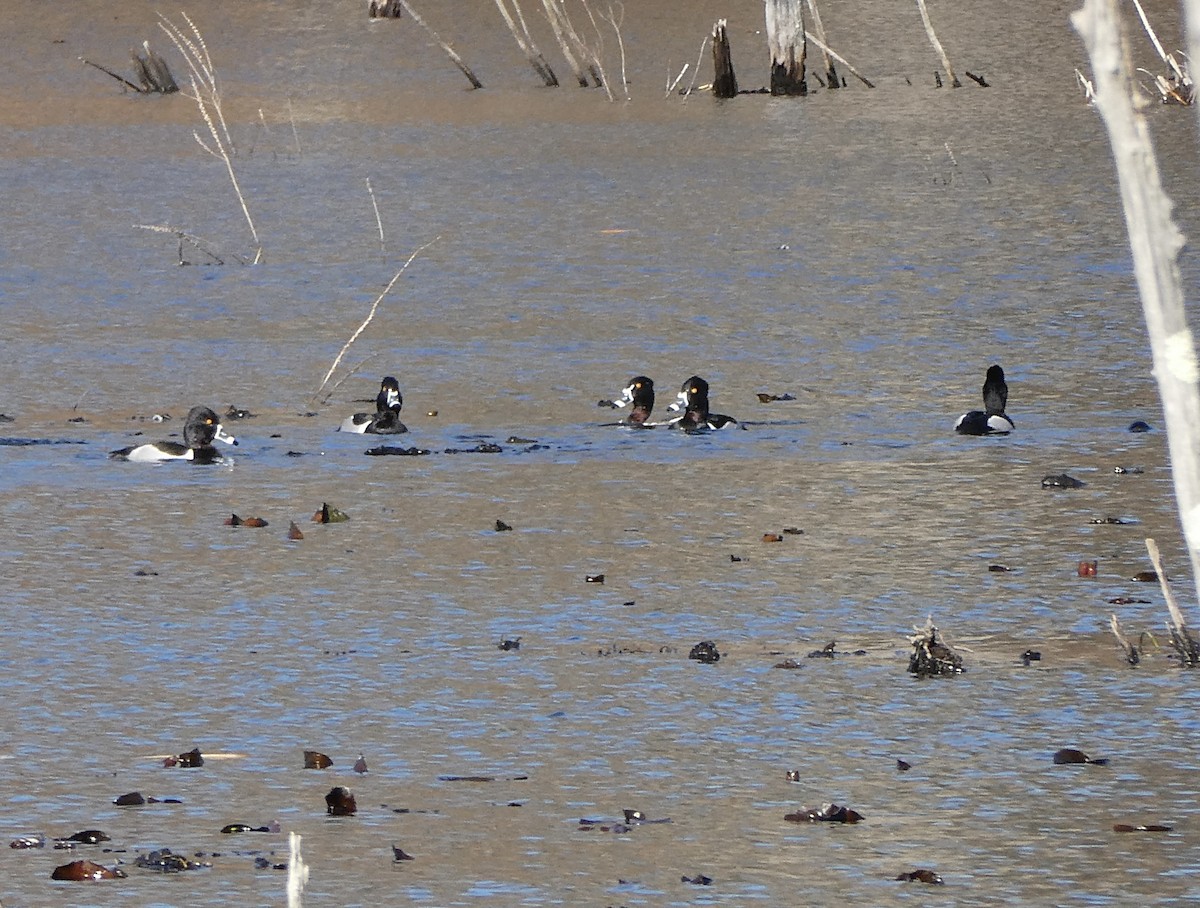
[2,0,1200,904]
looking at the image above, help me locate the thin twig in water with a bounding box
[683,36,708,98]
[598,3,629,100]
[133,223,250,265]
[314,237,440,400]
[317,353,383,405]
[666,62,688,96]
[366,178,386,255]
[578,0,614,100]
[287,98,302,155]
[803,31,874,88]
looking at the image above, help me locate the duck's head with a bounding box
[377,376,403,413]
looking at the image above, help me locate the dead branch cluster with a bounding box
[1077,0,1193,105]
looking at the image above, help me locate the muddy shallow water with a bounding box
[2,0,1200,904]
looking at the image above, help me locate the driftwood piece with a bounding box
[915,0,960,87]
[711,19,738,98]
[1074,1,1200,653]
[81,41,178,94]
[394,0,483,88]
[766,0,806,95]
[1110,614,1141,665]
[907,616,964,676]
[804,31,873,88]
[542,0,603,87]
[1145,539,1200,664]
[494,0,558,86]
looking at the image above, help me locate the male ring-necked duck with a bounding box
[110,406,238,463]
[339,376,407,434]
[667,376,738,431]
[955,364,1014,435]
[611,376,656,426]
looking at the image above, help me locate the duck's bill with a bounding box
[613,385,635,408]
[666,392,687,413]
[384,387,402,410]
[215,425,239,446]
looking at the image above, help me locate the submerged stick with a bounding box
[395,0,484,88]
[366,178,385,255]
[804,0,837,88]
[1110,613,1141,665]
[314,238,440,400]
[494,0,558,86]
[541,0,591,86]
[79,57,144,92]
[915,0,960,87]
[804,31,873,87]
[1145,539,1200,664]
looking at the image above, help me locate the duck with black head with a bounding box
[609,376,657,427]
[110,406,238,463]
[667,376,738,431]
[955,364,1014,435]
[339,376,407,434]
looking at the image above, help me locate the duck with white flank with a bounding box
[339,376,407,434]
[955,365,1014,435]
[110,406,238,463]
[667,376,738,431]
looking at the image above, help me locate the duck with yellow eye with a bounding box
[666,376,738,431]
[609,375,657,427]
[339,376,407,435]
[110,406,238,463]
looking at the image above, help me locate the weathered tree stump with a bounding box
[369,0,403,17]
[766,0,807,95]
[711,19,738,98]
[907,617,964,676]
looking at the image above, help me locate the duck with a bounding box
[110,406,238,463]
[611,376,656,426]
[339,376,407,434]
[955,364,1014,435]
[666,376,738,431]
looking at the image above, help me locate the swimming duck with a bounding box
[339,376,407,434]
[612,376,656,426]
[110,406,238,463]
[955,364,1014,435]
[667,376,737,431]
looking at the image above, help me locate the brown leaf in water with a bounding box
[288,521,304,540]
[304,750,333,769]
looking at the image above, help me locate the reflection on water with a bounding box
[2,0,1200,903]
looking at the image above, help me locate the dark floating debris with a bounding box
[135,848,211,872]
[623,809,671,825]
[688,640,721,664]
[133,568,159,576]
[51,859,126,881]
[1113,466,1144,475]
[756,392,796,402]
[585,574,605,583]
[1113,823,1172,833]
[577,817,632,834]
[304,750,333,769]
[255,856,287,870]
[288,521,304,541]
[682,873,714,885]
[1042,474,1085,489]
[221,823,275,833]
[369,0,404,18]
[762,533,783,543]
[498,636,521,651]
[113,792,145,806]
[808,641,837,659]
[364,445,431,456]
[164,747,204,768]
[988,563,1012,572]
[225,514,268,527]
[392,844,415,862]
[1091,516,1131,524]
[896,759,912,772]
[908,618,963,676]
[896,868,944,884]
[438,774,529,782]
[1128,420,1152,433]
[325,786,357,816]
[495,519,513,532]
[786,769,802,782]
[224,406,255,420]
[1132,570,1159,583]
[730,554,743,562]
[1078,560,1098,578]
[782,526,803,535]
[506,436,538,445]
[443,443,503,454]
[774,658,802,669]
[784,803,864,824]
[1109,597,1151,605]
[1053,748,1109,765]
[312,503,349,524]
[353,754,369,774]
[1021,649,1042,666]
[10,834,45,849]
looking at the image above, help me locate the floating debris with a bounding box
[325,786,357,816]
[1113,466,1144,475]
[1053,748,1108,765]
[365,446,432,456]
[1128,420,1152,433]
[225,514,268,527]
[506,436,538,445]
[786,769,802,782]
[689,640,721,664]
[113,792,145,806]
[1132,570,1159,583]
[808,641,836,659]
[58,830,110,845]
[585,574,605,583]
[224,406,255,420]
[1078,560,1098,577]
[10,834,45,849]
[896,759,912,772]
[577,817,632,834]
[221,823,275,833]
[988,563,1012,572]
[756,392,796,402]
[443,443,503,454]
[438,774,528,782]
[730,554,743,562]
[907,618,964,676]
[51,859,125,881]
[896,868,943,884]
[288,522,304,541]
[1042,474,1085,489]
[762,533,783,543]
[134,848,211,872]
[304,750,333,769]
[1021,650,1042,666]
[495,519,513,532]
[1113,823,1171,833]
[353,754,369,774]
[133,568,159,576]
[312,503,349,524]
[1109,596,1150,605]
[498,637,521,651]
[1090,516,1131,524]
[774,658,802,669]
[784,803,864,824]
[682,873,714,885]
[782,526,803,535]
[622,809,671,825]
[392,844,415,861]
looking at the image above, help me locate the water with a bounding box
[2,0,1200,904]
